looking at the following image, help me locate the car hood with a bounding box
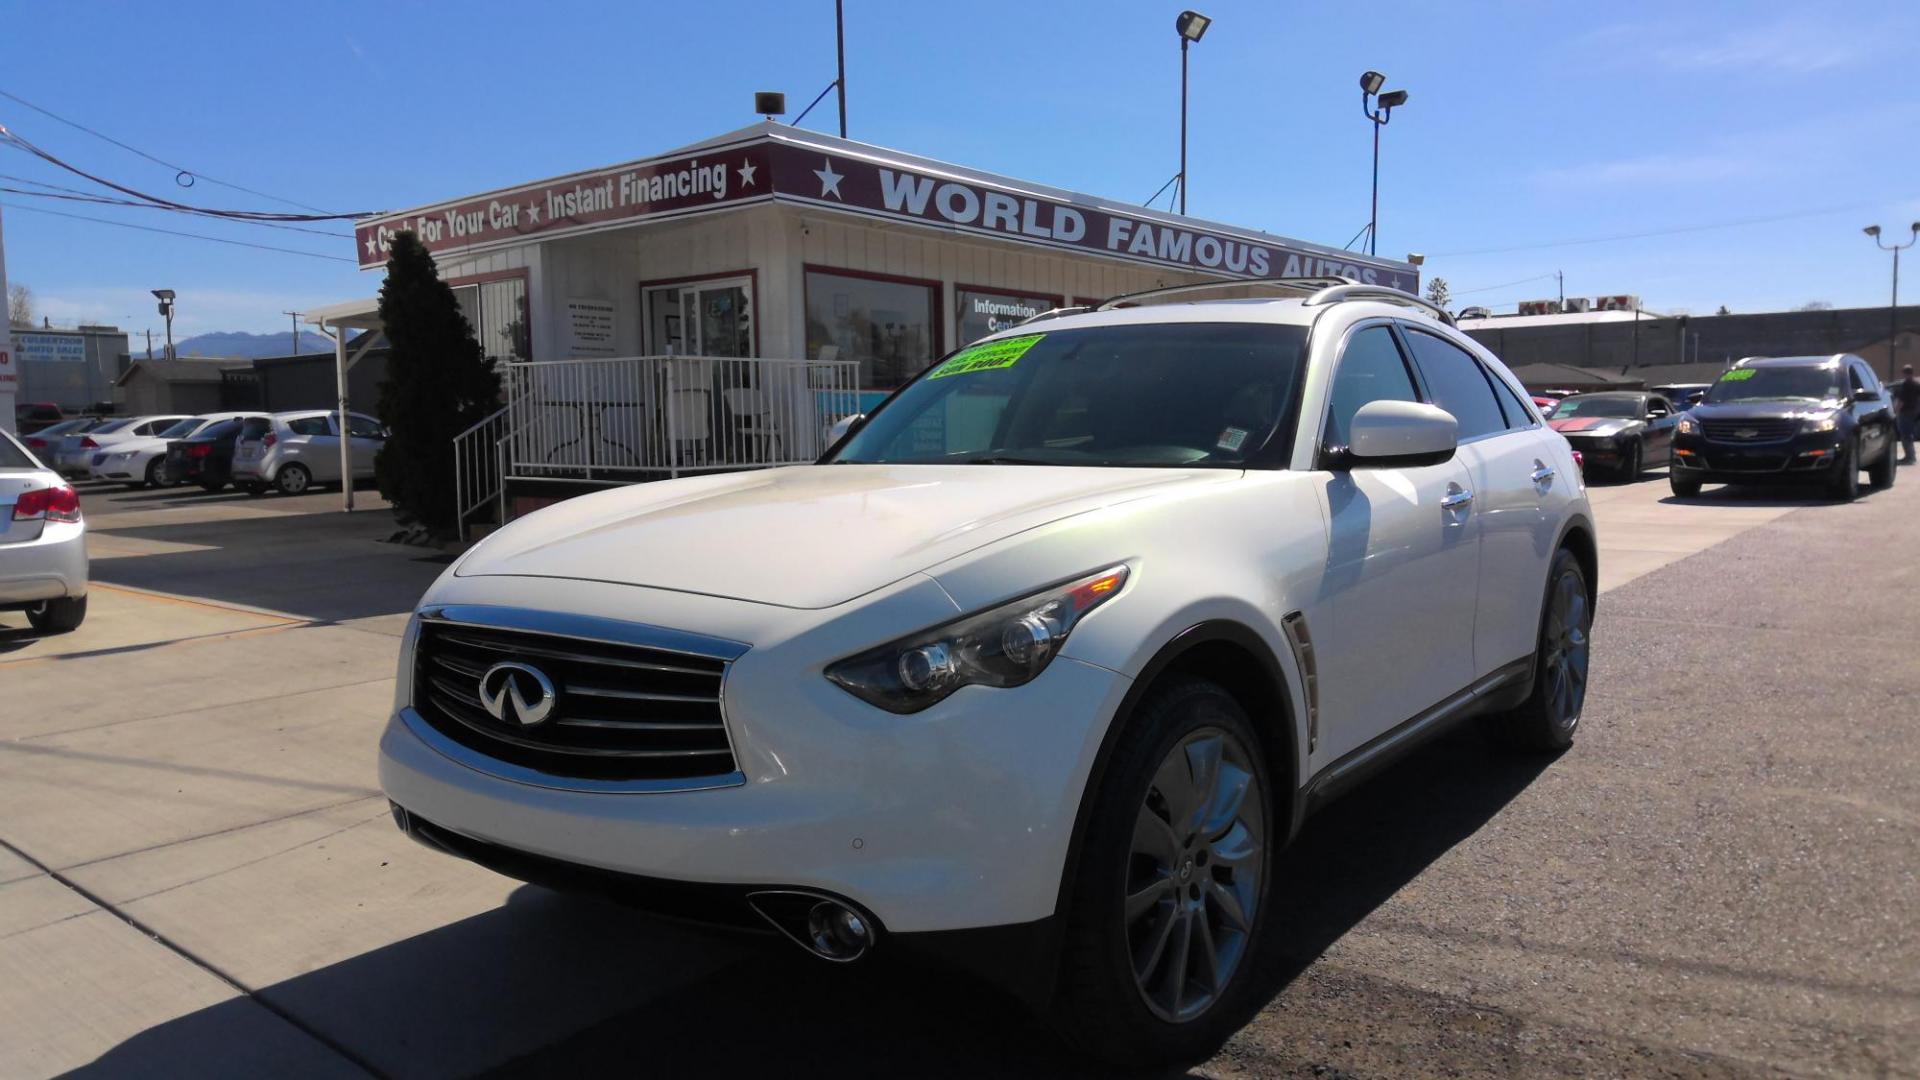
[456,464,1235,609]
[1688,400,1843,421]
[1548,416,1640,436]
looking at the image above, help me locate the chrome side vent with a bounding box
[1281,612,1320,753]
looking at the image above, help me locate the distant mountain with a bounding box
[174,330,336,359]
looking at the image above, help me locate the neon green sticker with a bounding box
[1720,368,1756,381]
[928,334,1045,379]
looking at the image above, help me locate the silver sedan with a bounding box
[0,427,90,633]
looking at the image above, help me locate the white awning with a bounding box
[305,296,382,331]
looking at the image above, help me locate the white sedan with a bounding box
[1,427,88,632]
[90,412,262,489]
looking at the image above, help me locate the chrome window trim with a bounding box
[411,605,749,794]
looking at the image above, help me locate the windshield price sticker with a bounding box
[1720,368,1756,381]
[929,334,1045,379]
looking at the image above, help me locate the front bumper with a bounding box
[0,520,89,606]
[377,588,1132,935]
[1672,430,1844,482]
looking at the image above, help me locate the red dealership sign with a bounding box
[355,131,1416,291]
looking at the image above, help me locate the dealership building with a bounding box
[312,121,1416,521]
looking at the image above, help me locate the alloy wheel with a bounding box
[1542,570,1591,729]
[1127,727,1265,1023]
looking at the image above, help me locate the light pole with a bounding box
[1863,223,1918,380]
[151,289,175,361]
[1175,10,1211,215]
[1360,71,1409,257]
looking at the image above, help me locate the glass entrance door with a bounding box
[644,277,753,357]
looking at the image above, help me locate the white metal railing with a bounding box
[502,355,863,481]
[452,404,510,542]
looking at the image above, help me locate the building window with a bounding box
[956,286,1062,345]
[804,267,939,388]
[451,275,531,363]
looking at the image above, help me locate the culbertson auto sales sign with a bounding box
[355,131,1416,292]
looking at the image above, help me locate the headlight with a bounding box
[1676,416,1698,435]
[825,565,1129,714]
[1804,415,1838,433]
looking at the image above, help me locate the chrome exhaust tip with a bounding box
[747,890,878,962]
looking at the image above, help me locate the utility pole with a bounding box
[835,0,847,138]
[1556,270,1564,310]
[1864,224,1917,379]
[0,205,14,433]
[145,329,153,360]
[283,310,303,355]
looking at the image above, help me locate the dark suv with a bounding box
[1670,354,1896,500]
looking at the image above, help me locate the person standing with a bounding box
[1893,364,1920,465]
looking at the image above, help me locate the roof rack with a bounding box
[1072,277,1452,326]
[1093,277,1356,311]
[1301,283,1453,325]
[1012,305,1094,328]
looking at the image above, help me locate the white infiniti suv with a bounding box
[378,281,1595,1065]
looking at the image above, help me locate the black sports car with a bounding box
[1546,391,1679,480]
[164,418,248,492]
[1670,354,1896,500]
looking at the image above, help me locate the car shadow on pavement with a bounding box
[1658,484,1883,508]
[71,730,1552,1079]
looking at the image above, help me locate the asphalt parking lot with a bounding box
[1,469,1915,1078]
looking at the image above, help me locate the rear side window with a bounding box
[1324,325,1419,446]
[197,420,243,440]
[239,418,272,439]
[288,416,331,436]
[0,433,37,469]
[1403,329,1507,441]
[347,414,385,438]
[1484,368,1537,429]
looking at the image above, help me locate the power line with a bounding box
[0,87,333,213]
[1453,272,1559,296]
[1430,203,1877,258]
[0,200,356,263]
[0,179,352,238]
[0,126,374,221]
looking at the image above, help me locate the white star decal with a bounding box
[737,160,758,187]
[364,234,378,256]
[526,201,542,224]
[813,158,843,200]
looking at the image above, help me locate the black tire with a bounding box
[26,595,87,634]
[1618,441,1641,482]
[197,479,226,493]
[274,463,312,496]
[1827,441,1859,501]
[1491,548,1592,752]
[142,458,164,490]
[1868,439,1896,490]
[1053,676,1274,1068]
[1669,473,1702,498]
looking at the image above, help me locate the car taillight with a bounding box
[1572,450,1585,473]
[12,485,82,523]
[26,437,48,449]
[189,443,214,458]
[263,434,277,448]
[79,436,99,449]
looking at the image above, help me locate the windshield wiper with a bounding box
[956,455,1063,466]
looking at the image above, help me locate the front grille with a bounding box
[1701,418,1798,442]
[413,618,736,782]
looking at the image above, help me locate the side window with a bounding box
[1648,396,1671,418]
[288,416,331,437]
[1848,365,1867,393]
[1403,329,1507,440]
[348,414,385,439]
[1484,367,1537,430]
[1324,325,1419,447]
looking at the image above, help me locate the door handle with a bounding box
[1441,488,1474,510]
[1531,464,1556,486]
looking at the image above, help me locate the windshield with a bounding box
[1550,395,1641,419]
[159,418,204,438]
[1707,366,1844,404]
[827,323,1309,468]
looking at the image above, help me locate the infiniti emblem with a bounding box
[1733,428,1759,439]
[478,662,557,727]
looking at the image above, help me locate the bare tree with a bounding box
[6,283,31,327]
[1794,301,1833,311]
[1423,277,1451,310]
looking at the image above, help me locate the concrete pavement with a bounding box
[0,469,1914,1077]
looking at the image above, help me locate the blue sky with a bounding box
[2,0,1916,338]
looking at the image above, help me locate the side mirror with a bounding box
[825,413,866,446]
[1853,387,1879,403]
[1334,400,1458,469]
